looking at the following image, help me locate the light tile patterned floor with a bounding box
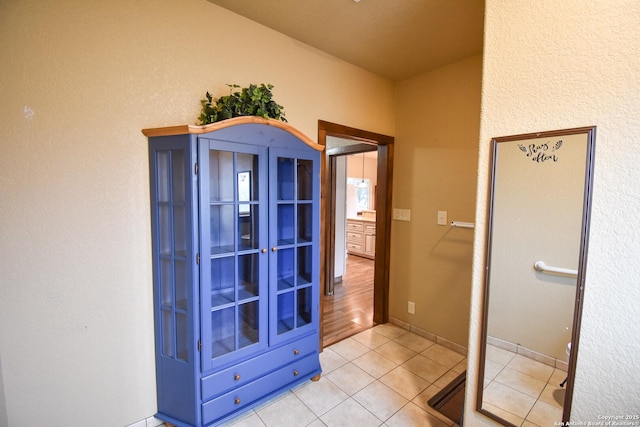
[219,324,465,427]
[482,344,567,426]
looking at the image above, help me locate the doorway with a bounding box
[318,120,394,348]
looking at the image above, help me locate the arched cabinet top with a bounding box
[142,116,324,152]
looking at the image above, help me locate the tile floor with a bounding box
[219,323,465,427]
[481,344,567,426]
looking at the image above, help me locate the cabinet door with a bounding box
[364,233,376,257]
[364,223,376,257]
[199,139,269,371]
[149,136,199,425]
[269,148,320,344]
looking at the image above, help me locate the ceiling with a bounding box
[207,0,485,81]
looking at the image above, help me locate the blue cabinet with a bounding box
[144,118,322,427]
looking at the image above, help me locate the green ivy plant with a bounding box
[197,83,287,125]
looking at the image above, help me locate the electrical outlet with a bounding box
[408,301,415,314]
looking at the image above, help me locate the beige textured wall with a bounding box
[0,1,394,425]
[466,1,640,424]
[391,55,482,346]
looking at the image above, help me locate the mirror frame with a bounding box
[476,126,596,425]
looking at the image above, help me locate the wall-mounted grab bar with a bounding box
[533,261,578,278]
[451,221,474,229]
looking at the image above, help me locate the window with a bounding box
[347,177,369,211]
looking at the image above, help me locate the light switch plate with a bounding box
[393,208,411,221]
[437,210,447,225]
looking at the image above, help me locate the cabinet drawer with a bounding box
[346,221,363,232]
[202,334,317,401]
[346,231,362,242]
[202,353,320,425]
[364,224,376,235]
[347,242,363,252]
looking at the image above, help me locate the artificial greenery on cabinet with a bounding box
[198,83,287,125]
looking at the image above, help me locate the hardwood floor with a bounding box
[322,254,375,348]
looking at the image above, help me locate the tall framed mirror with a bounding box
[477,127,596,425]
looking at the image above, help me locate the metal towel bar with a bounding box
[533,261,578,278]
[450,221,474,229]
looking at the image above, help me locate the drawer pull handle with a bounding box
[234,374,240,381]
[293,349,300,355]
[235,397,241,405]
[293,370,299,376]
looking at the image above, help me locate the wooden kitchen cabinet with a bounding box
[346,218,375,259]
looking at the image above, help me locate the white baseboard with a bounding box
[126,415,165,427]
[388,317,468,356]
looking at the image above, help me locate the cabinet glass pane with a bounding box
[238,253,259,300]
[176,311,188,362]
[297,246,312,286]
[237,153,258,201]
[158,205,171,256]
[173,205,187,257]
[277,157,294,200]
[238,301,259,349]
[209,150,235,203]
[297,204,312,243]
[175,260,187,310]
[297,159,313,200]
[212,307,235,358]
[277,248,294,290]
[238,205,259,250]
[210,204,235,255]
[156,151,170,203]
[171,149,185,203]
[277,291,294,334]
[161,309,174,357]
[154,146,190,364]
[297,287,312,327]
[160,258,173,306]
[277,204,294,245]
[211,256,234,308]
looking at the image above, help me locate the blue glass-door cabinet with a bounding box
[144,117,323,427]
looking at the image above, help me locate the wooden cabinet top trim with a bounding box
[142,116,324,152]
